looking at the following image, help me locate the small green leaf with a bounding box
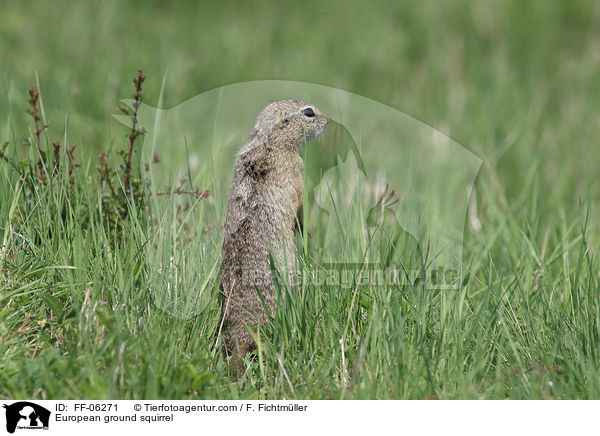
[41,293,64,320]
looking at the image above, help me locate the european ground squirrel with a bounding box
[219,99,328,371]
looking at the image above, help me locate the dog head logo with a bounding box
[114,80,482,316]
[3,402,50,433]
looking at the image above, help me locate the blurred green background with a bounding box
[2,0,598,215]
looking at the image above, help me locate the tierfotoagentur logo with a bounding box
[114,80,482,318]
[2,402,50,433]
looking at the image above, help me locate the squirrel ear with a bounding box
[279,118,290,128]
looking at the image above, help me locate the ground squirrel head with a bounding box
[249,99,329,151]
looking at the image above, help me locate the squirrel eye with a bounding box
[302,108,315,118]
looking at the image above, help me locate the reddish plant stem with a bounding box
[123,71,145,199]
[132,189,210,199]
[28,86,47,182]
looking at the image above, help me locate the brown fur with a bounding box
[219,99,328,372]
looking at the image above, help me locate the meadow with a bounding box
[1,0,599,399]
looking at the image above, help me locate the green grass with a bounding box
[1,0,600,399]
